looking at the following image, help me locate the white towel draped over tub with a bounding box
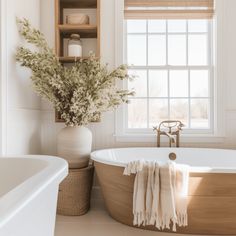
[123,160,189,232]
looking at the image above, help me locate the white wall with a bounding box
[3,0,42,155]
[40,0,236,156]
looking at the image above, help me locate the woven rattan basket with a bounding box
[57,165,94,216]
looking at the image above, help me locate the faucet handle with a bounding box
[178,122,185,131]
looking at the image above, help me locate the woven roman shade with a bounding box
[124,0,214,19]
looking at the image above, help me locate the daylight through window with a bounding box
[125,19,213,131]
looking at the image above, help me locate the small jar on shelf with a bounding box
[68,34,82,57]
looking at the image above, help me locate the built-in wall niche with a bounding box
[54,0,100,122]
[55,0,100,63]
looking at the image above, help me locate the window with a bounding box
[115,0,218,140]
[125,19,213,132]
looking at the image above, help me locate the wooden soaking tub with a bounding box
[91,147,236,235]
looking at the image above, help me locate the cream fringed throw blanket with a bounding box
[123,161,189,231]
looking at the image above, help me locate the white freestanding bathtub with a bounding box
[0,155,68,236]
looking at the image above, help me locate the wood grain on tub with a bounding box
[95,161,236,235]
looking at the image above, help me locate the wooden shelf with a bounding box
[60,0,97,8]
[59,56,92,63]
[58,24,97,38]
[55,111,64,123]
[58,24,97,31]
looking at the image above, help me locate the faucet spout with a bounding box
[163,132,176,143]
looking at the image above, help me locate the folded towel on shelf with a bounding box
[123,160,189,232]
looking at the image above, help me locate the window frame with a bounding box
[114,0,225,143]
[0,0,7,154]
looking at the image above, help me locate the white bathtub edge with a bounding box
[91,147,236,174]
[0,155,68,229]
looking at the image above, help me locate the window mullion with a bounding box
[146,20,149,129]
[166,20,171,119]
[129,65,210,70]
[208,20,213,130]
[124,20,129,131]
[187,20,191,129]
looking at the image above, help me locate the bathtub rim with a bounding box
[91,147,236,174]
[0,155,68,228]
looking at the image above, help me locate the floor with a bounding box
[55,199,221,236]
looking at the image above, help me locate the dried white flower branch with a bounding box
[16,18,134,126]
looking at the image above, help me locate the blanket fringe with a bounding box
[177,212,188,227]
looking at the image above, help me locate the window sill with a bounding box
[114,133,225,143]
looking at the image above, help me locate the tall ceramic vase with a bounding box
[57,126,92,168]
